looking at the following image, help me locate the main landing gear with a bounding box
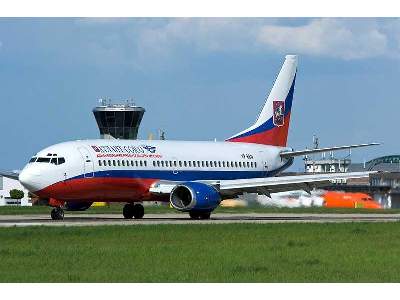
[189,211,211,220]
[51,207,64,220]
[123,203,145,219]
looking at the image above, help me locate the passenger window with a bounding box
[239,162,242,168]
[188,161,191,167]
[108,160,111,166]
[174,161,177,167]
[205,161,209,167]
[255,162,257,168]
[157,161,160,167]
[235,162,238,168]
[117,160,120,166]
[122,160,125,166]
[222,161,225,168]
[98,160,102,166]
[247,162,250,168]
[135,161,139,167]
[144,161,147,167]
[184,161,187,167]
[201,161,205,167]
[113,160,116,167]
[179,161,182,167]
[140,161,143,167]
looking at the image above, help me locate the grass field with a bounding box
[1,222,400,282]
[1,204,400,215]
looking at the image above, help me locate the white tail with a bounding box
[227,55,298,147]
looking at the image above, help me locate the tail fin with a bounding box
[226,55,298,147]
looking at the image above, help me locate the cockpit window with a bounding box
[29,157,37,163]
[37,157,51,163]
[34,157,66,165]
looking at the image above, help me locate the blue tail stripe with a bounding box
[230,73,296,140]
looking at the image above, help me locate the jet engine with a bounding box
[170,182,221,212]
[65,201,93,211]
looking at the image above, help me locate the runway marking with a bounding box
[1,213,400,227]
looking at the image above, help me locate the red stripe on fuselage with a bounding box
[35,177,168,202]
[229,113,291,147]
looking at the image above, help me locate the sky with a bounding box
[1,17,400,171]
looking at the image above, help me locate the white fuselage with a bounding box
[19,139,293,202]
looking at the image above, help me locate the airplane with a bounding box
[9,55,379,220]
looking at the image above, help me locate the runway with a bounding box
[1,213,400,227]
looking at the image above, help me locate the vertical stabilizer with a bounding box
[227,55,298,147]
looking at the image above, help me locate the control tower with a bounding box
[93,99,145,140]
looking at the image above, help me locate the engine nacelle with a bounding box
[65,201,93,211]
[170,182,221,212]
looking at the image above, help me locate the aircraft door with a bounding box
[259,151,269,177]
[78,147,94,178]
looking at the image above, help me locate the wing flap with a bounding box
[218,171,374,197]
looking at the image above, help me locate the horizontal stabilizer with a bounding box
[280,143,380,158]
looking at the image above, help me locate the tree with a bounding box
[10,189,24,199]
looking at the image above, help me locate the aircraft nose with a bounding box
[19,168,41,192]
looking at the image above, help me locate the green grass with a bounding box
[1,223,400,282]
[1,204,400,215]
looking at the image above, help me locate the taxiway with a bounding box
[0,213,400,227]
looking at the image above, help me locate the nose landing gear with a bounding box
[50,207,64,220]
[123,203,145,219]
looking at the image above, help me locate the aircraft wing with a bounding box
[280,143,379,158]
[217,171,373,197]
[149,171,374,197]
[0,170,20,180]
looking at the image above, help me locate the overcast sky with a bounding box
[1,18,399,171]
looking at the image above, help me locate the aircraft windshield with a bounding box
[35,157,66,165]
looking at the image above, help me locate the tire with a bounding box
[123,203,135,219]
[51,207,64,220]
[189,211,200,219]
[199,212,211,220]
[133,204,144,219]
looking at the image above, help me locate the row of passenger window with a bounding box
[153,160,257,168]
[98,159,257,169]
[99,159,147,167]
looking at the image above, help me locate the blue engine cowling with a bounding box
[170,182,221,212]
[65,201,93,211]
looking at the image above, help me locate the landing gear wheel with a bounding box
[133,204,144,219]
[189,211,200,219]
[123,203,135,219]
[199,212,211,220]
[189,211,211,220]
[51,207,64,220]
